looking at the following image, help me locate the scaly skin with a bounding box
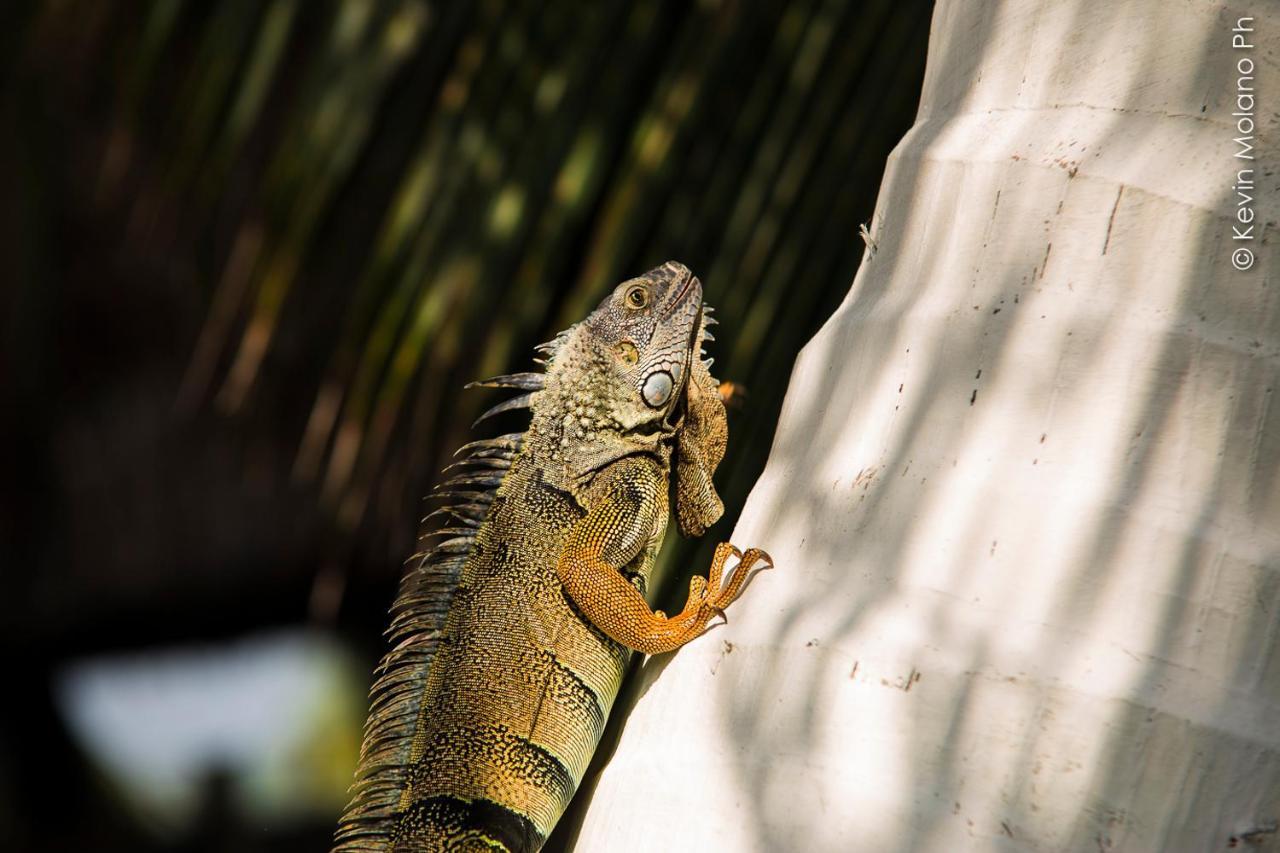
[334,262,771,852]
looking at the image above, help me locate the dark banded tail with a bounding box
[394,796,544,852]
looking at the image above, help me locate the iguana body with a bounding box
[334,262,770,852]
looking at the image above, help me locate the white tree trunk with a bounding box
[571,1,1279,850]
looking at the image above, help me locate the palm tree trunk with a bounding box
[568,1,1280,849]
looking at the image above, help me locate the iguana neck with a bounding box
[526,322,676,491]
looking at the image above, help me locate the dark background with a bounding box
[0,1,931,850]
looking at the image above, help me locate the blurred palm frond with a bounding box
[1,1,929,848]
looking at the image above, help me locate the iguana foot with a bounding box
[681,542,772,625]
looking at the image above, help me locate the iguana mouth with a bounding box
[678,281,704,379]
[656,266,703,404]
[660,265,699,319]
[663,300,705,429]
[667,270,703,366]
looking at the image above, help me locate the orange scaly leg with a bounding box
[558,534,773,655]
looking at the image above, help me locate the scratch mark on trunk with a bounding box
[1102,185,1125,255]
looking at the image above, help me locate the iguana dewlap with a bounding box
[334,262,771,852]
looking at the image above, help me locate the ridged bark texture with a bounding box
[569,2,1280,850]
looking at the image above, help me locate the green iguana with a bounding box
[334,261,772,852]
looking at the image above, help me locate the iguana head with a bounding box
[542,261,727,533]
[585,260,703,426]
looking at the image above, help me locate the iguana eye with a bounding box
[624,285,649,309]
[642,370,674,408]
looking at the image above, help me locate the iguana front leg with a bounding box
[556,467,771,655]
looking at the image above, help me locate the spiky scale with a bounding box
[439,472,506,490]
[422,503,488,525]
[472,392,536,427]
[454,434,524,458]
[421,509,481,528]
[430,536,478,555]
[465,372,547,392]
[442,456,513,474]
[418,526,480,541]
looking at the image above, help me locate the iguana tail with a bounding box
[333,377,541,851]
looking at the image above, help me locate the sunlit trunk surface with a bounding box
[570,2,1280,850]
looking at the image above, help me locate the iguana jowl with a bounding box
[334,262,771,852]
